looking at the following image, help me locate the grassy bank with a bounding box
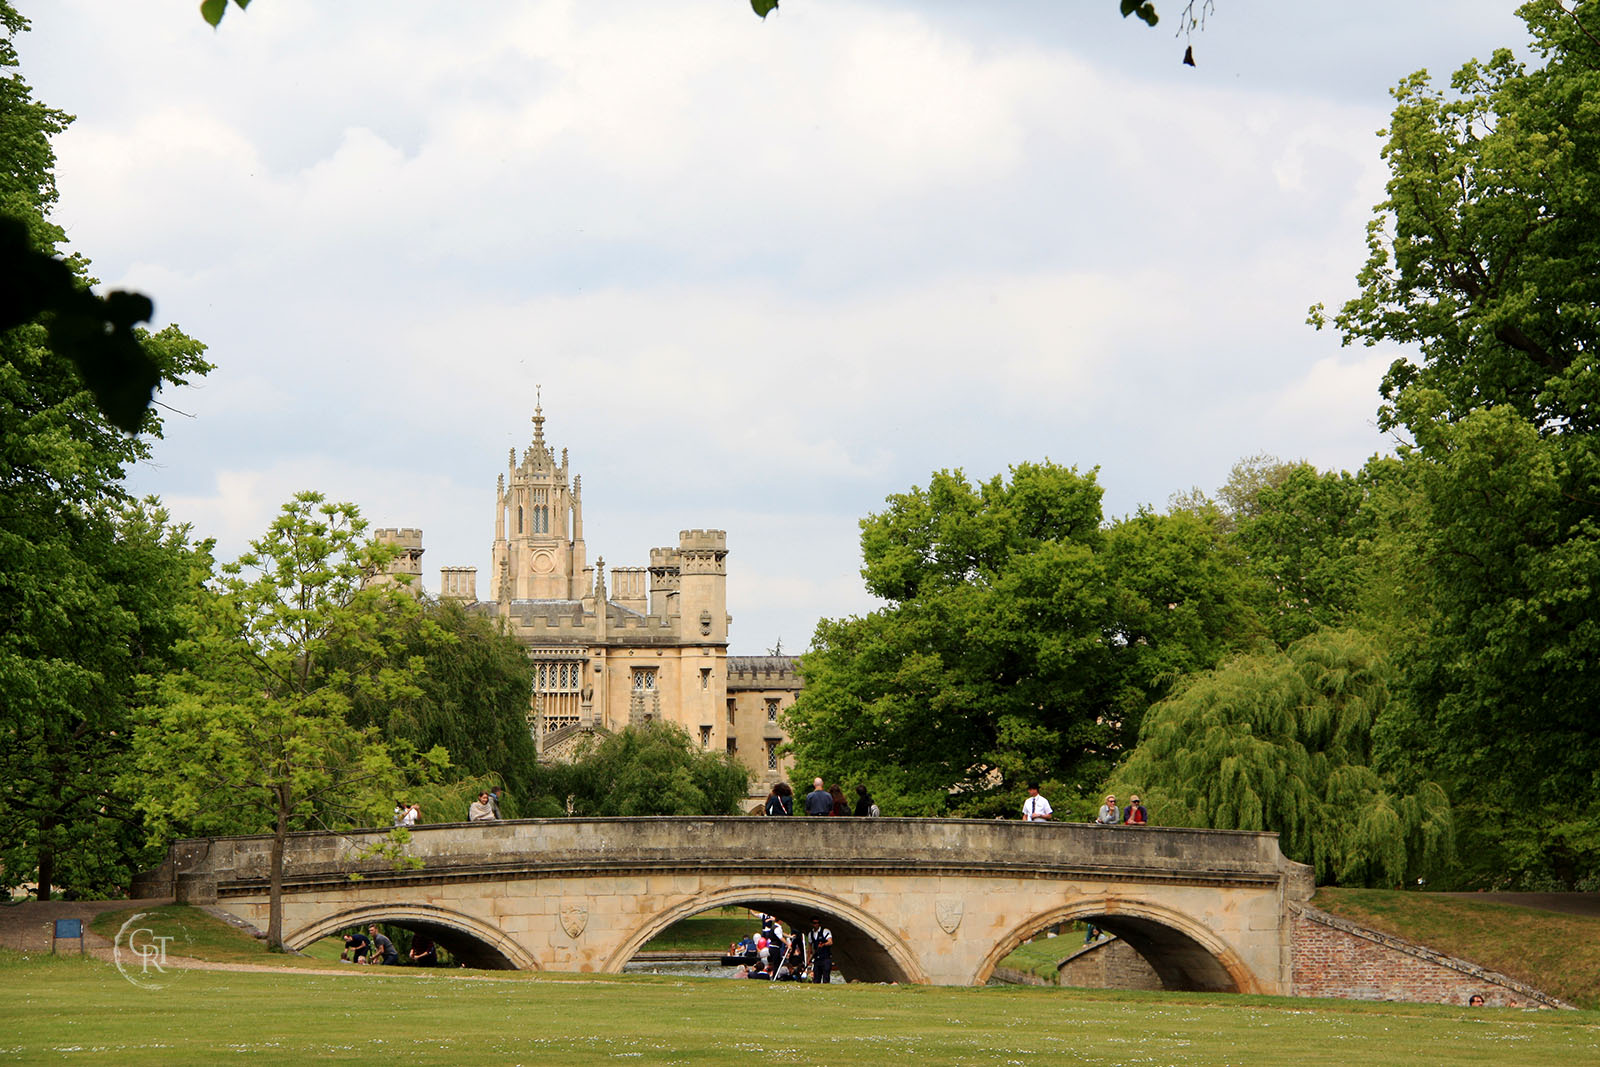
[638,906,754,953]
[88,905,344,970]
[2,950,1597,1065]
[1313,889,1600,1010]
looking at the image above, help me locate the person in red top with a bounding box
[1122,795,1148,825]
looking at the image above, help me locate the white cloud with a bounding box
[14,0,1520,650]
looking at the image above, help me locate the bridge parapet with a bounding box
[137,818,1313,904]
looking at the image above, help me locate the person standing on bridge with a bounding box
[829,784,849,815]
[1096,795,1121,825]
[1023,784,1053,822]
[1123,795,1148,825]
[469,792,496,821]
[854,785,879,817]
[765,782,794,816]
[804,778,833,816]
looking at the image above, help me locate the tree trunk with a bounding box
[36,840,54,902]
[35,809,61,901]
[268,792,288,950]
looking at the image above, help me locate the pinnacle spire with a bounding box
[531,385,546,449]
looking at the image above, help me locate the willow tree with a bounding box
[1108,629,1453,886]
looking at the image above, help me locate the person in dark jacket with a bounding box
[829,785,849,816]
[853,785,875,817]
[765,782,794,816]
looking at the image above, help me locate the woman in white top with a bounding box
[1095,795,1121,824]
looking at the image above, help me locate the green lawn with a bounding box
[639,906,757,953]
[995,925,1092,982]
[88,905,344,970]
[2,950,1597,1065]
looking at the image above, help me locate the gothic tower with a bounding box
[491,401,587,600]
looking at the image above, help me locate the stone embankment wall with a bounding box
[1290,904,1570,1009]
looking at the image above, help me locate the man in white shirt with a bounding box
[1023,784,1053,822]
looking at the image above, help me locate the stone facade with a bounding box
[418,404,797,791]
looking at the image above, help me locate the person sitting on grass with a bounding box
[409,934,437,967]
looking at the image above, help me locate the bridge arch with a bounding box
[608,883,930,985]
[975,897,1262,993]
[286,903,540,971]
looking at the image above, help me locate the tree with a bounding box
[786,463,1262,815]
[1373,407,1600,888]
[131,493,447,948]
[1107,629,1454,886]
[341,597,539,799]
[1,3,212,900]
[1315,0,1600,889]
[1230,464,1371,646]
[1316,0,1600,435]
[0,6,166,434]
[530,723,749,817]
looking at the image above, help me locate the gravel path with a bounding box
[0,898,163,955]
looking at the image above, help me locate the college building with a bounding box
[375,403,799,798]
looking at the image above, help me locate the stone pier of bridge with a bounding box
[134,817,1314,990]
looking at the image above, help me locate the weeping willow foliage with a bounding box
[1107,629,1453,886]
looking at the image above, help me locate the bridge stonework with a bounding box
[135,819,1314,990]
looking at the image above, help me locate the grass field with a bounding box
[37,894,1593,1064]
[2,950,1597,1065]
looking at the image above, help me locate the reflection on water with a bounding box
[622,960,844,982]
[623,960,746,979]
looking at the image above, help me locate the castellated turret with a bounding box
[370,527,424,596]
[648,546,681,617]
[675,529,729,643]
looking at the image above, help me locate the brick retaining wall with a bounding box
[1290,903,1569,1009]
[1060,936,1164,990]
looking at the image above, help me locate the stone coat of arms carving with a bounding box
[560,900,589,939]
[935,897,963,934]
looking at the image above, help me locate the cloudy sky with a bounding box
[18,0,1527,654]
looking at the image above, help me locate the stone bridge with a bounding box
[135,818,1314,990]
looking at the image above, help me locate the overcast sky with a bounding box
[17,1,1528,654]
